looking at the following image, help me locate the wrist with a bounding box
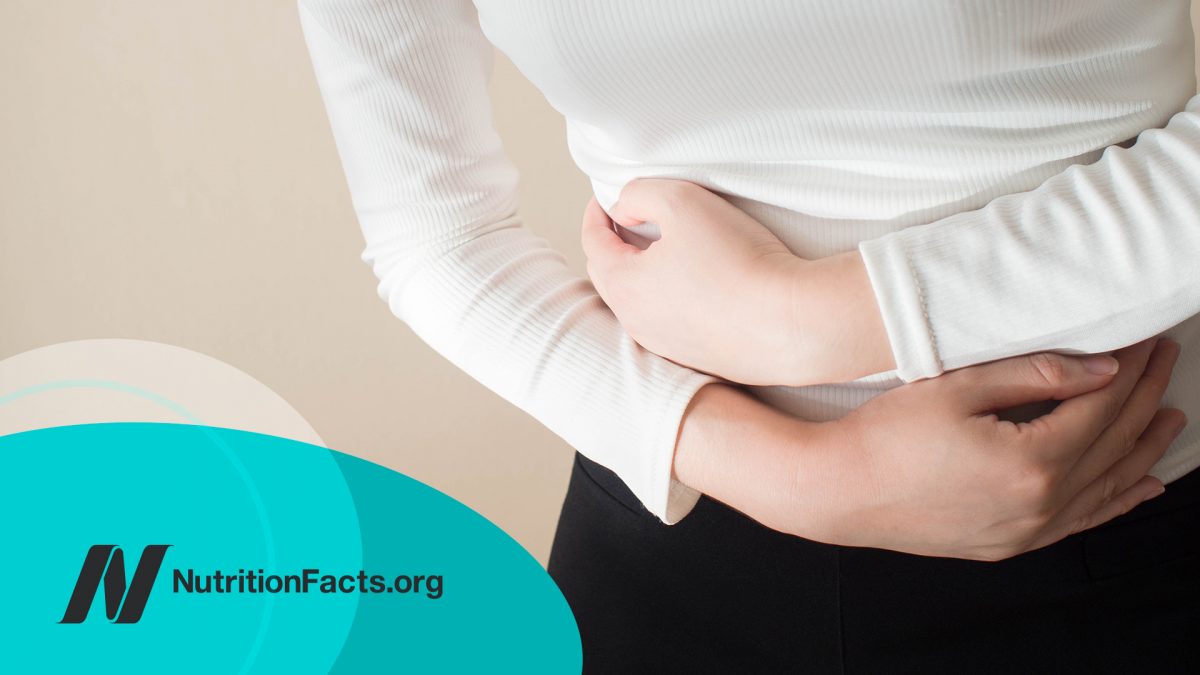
[673,383,750,496]
[673,382,832,535]
[786,415,868,543]
[779,250,897,386]
[772,255,815,379]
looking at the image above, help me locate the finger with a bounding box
[1029,407,1184,549]
[1060,338,1181,493]
[609,178,717,233]
[580,195,638,265]
[1071,475,1165,536]
[1064,406,1181,524]
[953,351,1121,415]
[1012,337,1158,457]
[1027,476,1164,552]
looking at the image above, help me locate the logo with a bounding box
[60,545,171,624]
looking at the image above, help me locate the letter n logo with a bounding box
[60,545,171,624]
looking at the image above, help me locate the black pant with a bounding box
[547,451,1200,674]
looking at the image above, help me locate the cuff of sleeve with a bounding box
[647,370,720,525]
[858,235,944,382]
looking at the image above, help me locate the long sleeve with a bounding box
[859,93,1200,382]
[296,0,719,523]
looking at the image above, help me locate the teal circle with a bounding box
[0,423,581,673]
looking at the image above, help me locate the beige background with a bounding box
[3,2,1199,564]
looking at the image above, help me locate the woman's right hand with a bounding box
[674,337,1185,561]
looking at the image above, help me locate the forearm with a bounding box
[670,343,1177,559]
[857,98,1200,382]
[673,382,830,534]
[586,180,897,388]
[778,250,897,386]
[773,99,1200,387]
[299,0,721,525]
[590,101,1200,390]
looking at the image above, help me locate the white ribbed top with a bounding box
[298,0,1200,524]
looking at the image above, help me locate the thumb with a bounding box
[954,352,1119,414]
[580,195,637,262]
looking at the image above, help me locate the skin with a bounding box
[582,179,1189,560]
[582,179,893,386]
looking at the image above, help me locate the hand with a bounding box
[581,179,894,386]
[675,338,1185,560]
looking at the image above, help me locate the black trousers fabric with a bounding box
[547,451,1200,674]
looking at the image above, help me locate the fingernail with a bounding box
[1084,354,1119,375]
[1142,485,1166,503]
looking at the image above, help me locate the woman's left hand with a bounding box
[581,178,892,386]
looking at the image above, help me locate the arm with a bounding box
[674,340,1182,560]
[296,0,719,524]
[858,94,1200,382]
[582,184,897,386]
[588,87,1200,387]
[596,169,1187,555]
[295,0,1184,548]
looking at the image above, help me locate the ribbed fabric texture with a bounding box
[297,0,1200,523]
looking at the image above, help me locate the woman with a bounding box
[297,1,1200,671]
